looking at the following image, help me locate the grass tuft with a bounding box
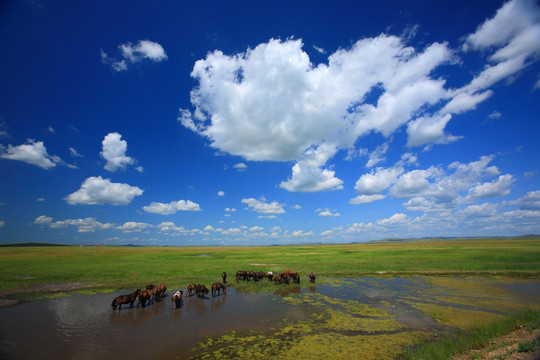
[398,308,540,360]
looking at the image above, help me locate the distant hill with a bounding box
[368,235,540,244]
[0,242,68,247]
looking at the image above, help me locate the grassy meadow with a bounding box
[1,237,539,297]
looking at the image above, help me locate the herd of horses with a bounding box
[111,270,316,311]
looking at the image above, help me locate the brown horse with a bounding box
[274,275,282,284]
[187,283,197,296]
[111,289,140,310]
[309,271,316,283]
[291,272,300,284]
[211,282,226,297]
[222,272,227,284]
[152,282,167,302]
[196,284,209,298]
[236,270,246,282]
[171,290,183,308]
[137,289,152,308]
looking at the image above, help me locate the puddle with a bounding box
[0,277,538,359]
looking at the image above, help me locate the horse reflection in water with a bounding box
[211,292,227,312]
[110,299,166,327]
[273,286,301,296]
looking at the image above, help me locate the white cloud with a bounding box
[65,176,143,205]
[143,200,202,215]
[100,132,136,172]
[102,40,167,72]
[69,147,83,157]
[178,0,540,194]
[507,190,540,210]
[233,163,247,171]
[249,226,264,232]
[179,36,452,177]
[280,143,343,192]
[467,174,515,199]
[0,139,62,169]
[349,194,386,204]
[366,142,389,168]
[218,190,225,196]
[242,197,285,214]
[117,222,153,233]
[354,166,404,195]
[318,209,340,217]
[34,215,114,233]
[0,221,4,228]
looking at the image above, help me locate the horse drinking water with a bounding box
[111,289,141,310]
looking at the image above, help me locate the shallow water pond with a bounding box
[1,277,539,359]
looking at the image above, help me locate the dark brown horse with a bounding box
[211,282,226,297]
[187,283,197,296]
[274,275,282,284]
[152,282,167,302]
[196,284,209,298]
[222,271,227,284]
[137,289,152,308]
[236,270,246,282]
[291,272,300,284]
[309,271,316,283]
[111,289,140,310]
[267,271,274,281]
[171,290,183,308]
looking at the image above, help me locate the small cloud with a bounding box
[242,197,285,214]
[233,163,247,172]
[69,147,83,157]
[100,132,137,172]
[313,45,326,54]
[37,198,45,202]
[101,40,167,72]
[0,139,63,169]
[291,204,301,210]
[218,190,225,196]
[135,166,144,173]
[488,111,502,120]
[317,209,340,217]
[143,200,202,215]
[47,126,55,133]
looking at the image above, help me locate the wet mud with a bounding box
[0,277,539,359]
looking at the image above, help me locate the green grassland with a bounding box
[0,238,539,298]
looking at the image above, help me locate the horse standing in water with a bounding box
[111,289,141,310]
[211,282,227,297]
[171,290,183,308]
[309,271,316,283]
[137,289,152,308]
[222,272,227,284]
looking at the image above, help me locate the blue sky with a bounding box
[1,0,539,246]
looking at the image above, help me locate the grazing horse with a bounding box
[137,289,152,308]
[111,289,140,310]
[187,283,197,296]
[236,270,247,282]
[281,274,290,284]
[267,271,274,281]
[283,270,295,277]
[152,282,167,302]
[274,275,282,284]
[171,290,183,308]
[291,272,300,284]
[245,270,256,281]
[211,282,226,297]
[222,272,227,284]
[309,271,316,283]
[196,284,209,298]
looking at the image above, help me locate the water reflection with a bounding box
[0,277,539,360]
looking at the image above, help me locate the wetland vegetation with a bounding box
[0,237,539,359]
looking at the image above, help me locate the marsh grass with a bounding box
[0,238,539,298]
[398,308,540,360]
